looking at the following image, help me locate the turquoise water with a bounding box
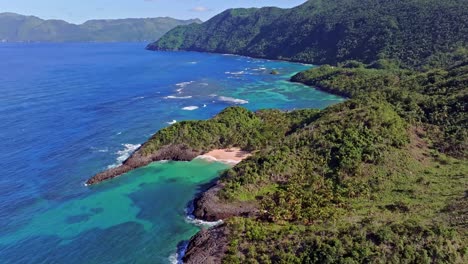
[0,43,344,263]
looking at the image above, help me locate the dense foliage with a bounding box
[291,55,468,158]
[140,96,466,262]
[0,12,201,42]
[143,1,468,261]
[140,106,320,155]
[224,218,467,264]
[148,0,468,68]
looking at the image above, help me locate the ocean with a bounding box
[0,42,344,263]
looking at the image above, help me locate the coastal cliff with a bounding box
[183,225,230,264]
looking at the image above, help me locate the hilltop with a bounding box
[148,0,468,69]
[0,12,201,42]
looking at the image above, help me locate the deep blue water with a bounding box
[0,42,344,263]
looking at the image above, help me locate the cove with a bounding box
[0,42,344,263]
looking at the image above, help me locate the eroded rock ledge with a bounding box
[193,183,259,221]
[183,225,230,264]
[86,144,201,185]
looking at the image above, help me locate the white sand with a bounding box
[196,148,251,165]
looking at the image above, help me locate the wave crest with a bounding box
[165,95,192,99]
[176,81,194,88]
[107,143,141,169]
[218,96,249,104]
[182,106,199,111]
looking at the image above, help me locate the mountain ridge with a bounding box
[148,0,468,68]
[0,12,202,42]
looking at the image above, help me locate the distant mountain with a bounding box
[0,12,202,42]
[148,0,468,68]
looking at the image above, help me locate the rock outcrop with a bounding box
[183,225,229,264]
[86,144,201,185]
[193,183,260,221]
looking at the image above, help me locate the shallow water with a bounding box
[0,42,344,263]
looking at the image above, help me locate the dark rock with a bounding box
[193,183,259,221]
[86,144,202,185]
[183,225,229,264]
[270,69,279,75]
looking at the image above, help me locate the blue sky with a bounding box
[0,0,307,24]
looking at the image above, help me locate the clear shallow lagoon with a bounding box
[0,43,344,263]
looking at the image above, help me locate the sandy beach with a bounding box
[197,148,251,165]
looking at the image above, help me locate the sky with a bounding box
[0,0,307,24]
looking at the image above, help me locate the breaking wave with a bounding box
[182,106,199,111]
[107,143,141,169]
[218,96,249,104]
[165,95,192,99]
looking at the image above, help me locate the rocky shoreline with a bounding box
[182,225,230,264]
[86,142,256,263]
[180,181,259,263]
[86,144,201,185]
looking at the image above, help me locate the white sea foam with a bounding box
[167,120,177,125]
[165,95,192,99]
[107,143,141,169]
[185,201,224,228]
[91,147,109,153]
[182,106,199,111]
[188,61,198,64]
[185,215,223,227]
[225,71,245,75]
[168,241,189,264]
[218,96,249,105]
[175,81,194,88]
[168,253,178,264]
[203,104,207,108]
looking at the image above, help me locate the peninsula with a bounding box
[89,0,467,262]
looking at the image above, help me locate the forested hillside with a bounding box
[118,0,468,262]
[148,0,468,68]
[0,12,201,42]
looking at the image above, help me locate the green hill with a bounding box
[131,60,466,263]
[0,12,201,42]
[142,0,468,262]
[76,0,467,262]
[148,0,468,68]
